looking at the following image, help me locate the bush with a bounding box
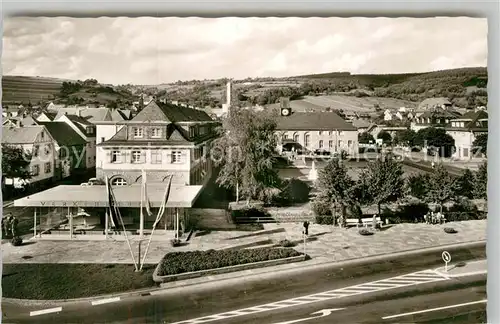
[393,202,430,223]
[279,239,296,247]
[445,198,480,221]
[311,200,334,225]
[359,228,374,236]
[444,227,458,234]
[231,207,271,222]
[156,248,302,276]
[11,236,23,246]
[278,178,311,205]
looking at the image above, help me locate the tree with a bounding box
[415,127,455,157]
[377,131,392,145]
[407,173,430,200]
[314,158,355,226]
[454,168,475,199]
[358,132,375,144]
[425,164,456,212]
[473,162,487,200]
[472,133,487,157]
[394,129,417,147]
[214,109,281,204]
[1,144,32,186]
[364,155,405,216]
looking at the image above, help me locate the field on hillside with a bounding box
[302,95,417,112]
[2,76,64,103]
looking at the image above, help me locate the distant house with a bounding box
[2,106,22,118]
[47,106,114,123]
[2,125,56,188]
[383,109,395,121]
[55,114,97,169]
[37,122,87,179]
[2,115,38,127]
[36,111,58,122]
[276,99,358,156]
[343,110,358,121]
[351,119,372,133]
[446,110,488,160]
[410,108,461,132]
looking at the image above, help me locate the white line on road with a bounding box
[170,269,449,324]
[91,297,121,306]
[382,299,487,319]
[30,307,62,317]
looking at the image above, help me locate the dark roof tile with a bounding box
[276,111,356,131]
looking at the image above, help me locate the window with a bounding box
[318,131,323,136]
[86,127,94,134]
[171,151,182,163]
[33,145,39,157]
[293,133,299,143]
[463,148,469,157]
[319,140,323,149]
[44,162,51,173]
[338,140,343,148]
[304,134,310,147]
[329,140,333,148]
[348,140,353,147]
[41,132,44,139]
[60,149,67,159]
[151,128,162,138]
[282,133,288,140]
[44,144,51,155]
[111,177,127,186]
[101,137,105,143]
[131,150,142,163]
[133,127,143,138]
[151,150,162,164]
[111,150,121,163]
[31,165,40,176]
[328,131,332,136]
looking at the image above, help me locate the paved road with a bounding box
[3,244,485,323]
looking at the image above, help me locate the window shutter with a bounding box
[141,151,146,163]
[106,150,111,162]
[181,151,187,163]
[166,151,172,163]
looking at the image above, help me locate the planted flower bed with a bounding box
[156,247,302,277]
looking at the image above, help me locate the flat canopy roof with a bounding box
[14,184,203,208]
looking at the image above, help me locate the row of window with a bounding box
[283,131,345,139]
[31,162,52,176]
[32,144,52,157]
[131,125,213,140]
[416,118,450,124]
[316,140,353,149]
[109,150,183,164]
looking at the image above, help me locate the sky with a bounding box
[2,17,488,85]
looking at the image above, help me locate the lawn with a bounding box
[2,263,156,300]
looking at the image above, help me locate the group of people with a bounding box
[424,211,445,225]
[2,214,19,238]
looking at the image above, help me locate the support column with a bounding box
[34,207,37,238]
[176,208,179,239]
[105,210,109,239]
[68,207,73,240]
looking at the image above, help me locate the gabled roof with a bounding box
[419,108,460,119]
[447,110,488,131]
[276,111,357,131]
[104,123,191,145]
[60,114,95,137]
[51,107,112,122]
[2,125,45,144]
[131,101,213,123]
[351,119,372,129]
[452,110,488,121]
[37,122,86,147]
[40,112,58,121]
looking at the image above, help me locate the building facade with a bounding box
[276,99,358,156]
[410,108,461,132]
[446,110,488,160]
[95,100,220,187]
[2,125,56,188]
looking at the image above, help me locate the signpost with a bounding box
[442,251,451,272]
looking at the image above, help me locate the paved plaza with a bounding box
[1,220,486,264]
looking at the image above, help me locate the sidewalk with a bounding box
[1,220,487,264]
[436,259,487,277]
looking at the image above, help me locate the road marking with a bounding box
[382,299,487,319]
[170,269,449,324]
[30,307,62,317]
[91,297,121,305]
[273,308,346,324]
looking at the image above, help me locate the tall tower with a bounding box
[222,79,232,116]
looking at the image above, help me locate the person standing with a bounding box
[3,215,12,237]
[11,216,19,237]
[303,221,310,236]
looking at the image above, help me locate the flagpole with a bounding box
[140,175,172,271]
[140,171,144,238]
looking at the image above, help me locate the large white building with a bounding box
[446,110,488,160]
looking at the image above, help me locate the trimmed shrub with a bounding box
[11,236,23,246]
[359,228,374,236]
[393,202,430,223]
[279,239,296,247]
[444,227,458,234]
[170,239,181,247]
[231,206,271,222]
[311,200,333,225]
[279,178,311,205]
[156,248,302,276]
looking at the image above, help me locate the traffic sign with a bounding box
[442,251,451,263]
[442,251,451,272]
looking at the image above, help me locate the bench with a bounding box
[345,219,359,227]
[360,217,383,228]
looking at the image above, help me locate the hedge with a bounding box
[156,248,302,276]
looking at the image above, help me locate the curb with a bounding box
[435,269,487,278]
[2,239,486,307]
